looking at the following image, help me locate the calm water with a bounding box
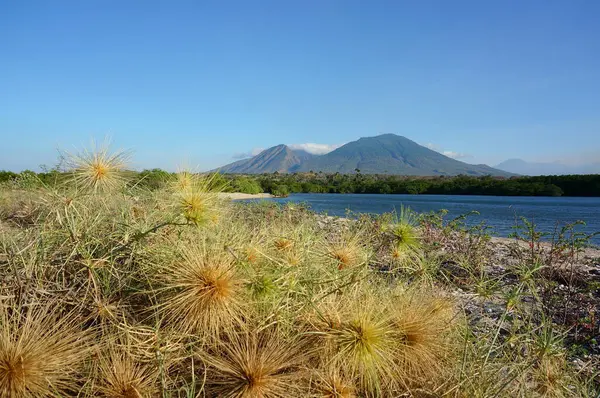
[248,194,600,245]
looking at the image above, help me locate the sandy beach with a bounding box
[218,192,274,200]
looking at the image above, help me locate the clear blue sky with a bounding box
[1,0,599,171]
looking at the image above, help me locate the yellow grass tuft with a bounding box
[386,206,422,252]
[323,232,367,271]
[391,289,456,383]
[95,340,157,398]
[65,141,130,192]
[389,245,423,273]
[0,302,92,398]
[159,242,245,336]
[533,353,573,397]
[273,237,294,251]
[171,172,222,226]
[391,222,421,252]
[309,290,400,395]
[245,246,260,264]
[311,368,357,398]
[93,298,122,324]
[200,326,307,397]
[172,170,195,192]
[328,245,359,270]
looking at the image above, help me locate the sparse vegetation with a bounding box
[0,146,598,397]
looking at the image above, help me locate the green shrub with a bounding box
[230,176,263,194]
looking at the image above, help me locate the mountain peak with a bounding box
[216,134,512,176]
[215,144,310,174]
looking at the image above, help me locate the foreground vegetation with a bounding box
[0,147,599,397]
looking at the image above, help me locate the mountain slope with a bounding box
[215,134,513,176]
[299,134,512,176]
[214,145,313,174]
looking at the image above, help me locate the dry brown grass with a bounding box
[158,241,247,336]
[94,339,158,398]
[391,289,457,384]
[200,326,308,397]
[0,302,93,398]
[310,369,356,398]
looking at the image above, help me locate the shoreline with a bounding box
[247,192,600,198]
[316,214,600,255]
[218,192,274,200]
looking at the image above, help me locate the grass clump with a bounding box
[94,339,158,398]
[64,140,130,193]
[157,238,246,337]
[0,302,92,398]
[200,325,307,398]
[171,171,223,226]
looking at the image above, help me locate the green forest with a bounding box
[2,169,600,197]
[253,172,600,197]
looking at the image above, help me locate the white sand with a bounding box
[218,192,274,200]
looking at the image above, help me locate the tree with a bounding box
[272,184,290,197]
[230,177,263,194]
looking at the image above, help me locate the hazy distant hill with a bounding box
[495,158,600,175]
[216,134,512,176]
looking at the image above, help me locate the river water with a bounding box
[246,193,600,245]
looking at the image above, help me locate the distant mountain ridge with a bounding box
[495,158,600,176]
[216,134,513,176]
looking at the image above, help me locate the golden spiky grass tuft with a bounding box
[389,245,425,275]
[200,326,308,398]
[65,140,130,192]
[391,222,421,251]
[387,206,422,252]
[95,339,157,398]
[328,245,359,270]
[178,190,220,225]
[391,289,457,383]
[533,356,568,397]
[171,170,195,192]
[245,245,261,264]
[283,251,302,267]
[324,232,367,271]
[309,289,400,395]
[171,171,223,226]
[311,369,356,398]
[159,242,246,336]
[0,302,92,398]
[92,297,122,325]
[391,247,404,259]
[273,237,294,252]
